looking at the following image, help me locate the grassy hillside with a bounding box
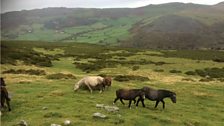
[1,7,141,44]
[1,2,224,49]
[123,14,224,49]
[1,41,224,125]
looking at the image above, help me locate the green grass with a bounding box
[17,24,70,41]
[1,41,224,126]
[5,16,139,45]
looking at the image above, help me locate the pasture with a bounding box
[3,17,138,45]
[1,41,224,126]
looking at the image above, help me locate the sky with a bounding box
[1,0,223,13]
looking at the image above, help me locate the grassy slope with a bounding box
[3,16,139,44]
[1,41,224,126]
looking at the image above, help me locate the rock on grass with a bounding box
[64,120,71,125]
[104,106,119,112]
[17,120,28,126]
[93,112,108,119]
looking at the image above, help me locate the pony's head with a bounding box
[1,78,6,86]
[103,77,112,87]
[170,92,176,103]
[73,84,79,91]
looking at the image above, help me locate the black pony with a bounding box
[136,86,176,109]
[0,78,11,111]
[113,88,145,108]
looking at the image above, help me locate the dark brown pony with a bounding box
[1,78,11,111]
[136,86,176,109]
[113,88,145,108]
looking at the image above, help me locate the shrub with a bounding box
[114,75,149,82]
[1,45,53,67]
[74,59,169,72]
[185,67,224,78]
[2,69,46,75]
[195,69,207,77]
[204,67,224,78]
[132,66,140,71]
[199,78,214,82]
[169,70,182,73]
[74,62,105,72]
[185,71,196,75]
[155,61,166,66]
[181,78,195,82]
[217,78,224,82]
[46,73,76,79]
[154,69,164,72]
[213,58,224,63]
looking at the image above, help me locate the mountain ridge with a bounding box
[1,2,224,49]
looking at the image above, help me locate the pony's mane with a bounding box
[159,89,175,96]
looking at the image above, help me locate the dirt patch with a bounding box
[192,91,216,97]
[49,90,64,96]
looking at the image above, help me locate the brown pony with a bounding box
[1,78,11,111]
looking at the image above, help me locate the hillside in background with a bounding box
[1,2,224,49]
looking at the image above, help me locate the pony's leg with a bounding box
[99,84,104,93]
[113,97,119,104]
[102,85,105,91]
[120,99,125,105]
[141,99,145,107]
[161,100,165,109]
[136,98,141,107]
[155,101,159,108]
[133,99,136,104]
[86,85,93,93]
[128,100,132,108]
[6,99,11,111]
[1,96,5,108]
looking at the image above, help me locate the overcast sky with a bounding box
[1,0,223,13]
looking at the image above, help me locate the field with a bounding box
[2,17,139,45]
[1,41,224,126]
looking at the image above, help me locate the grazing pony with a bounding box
[0,78,11,111]
[73,76,112,93]
[136,86,176,109]
[113,89,145,108]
